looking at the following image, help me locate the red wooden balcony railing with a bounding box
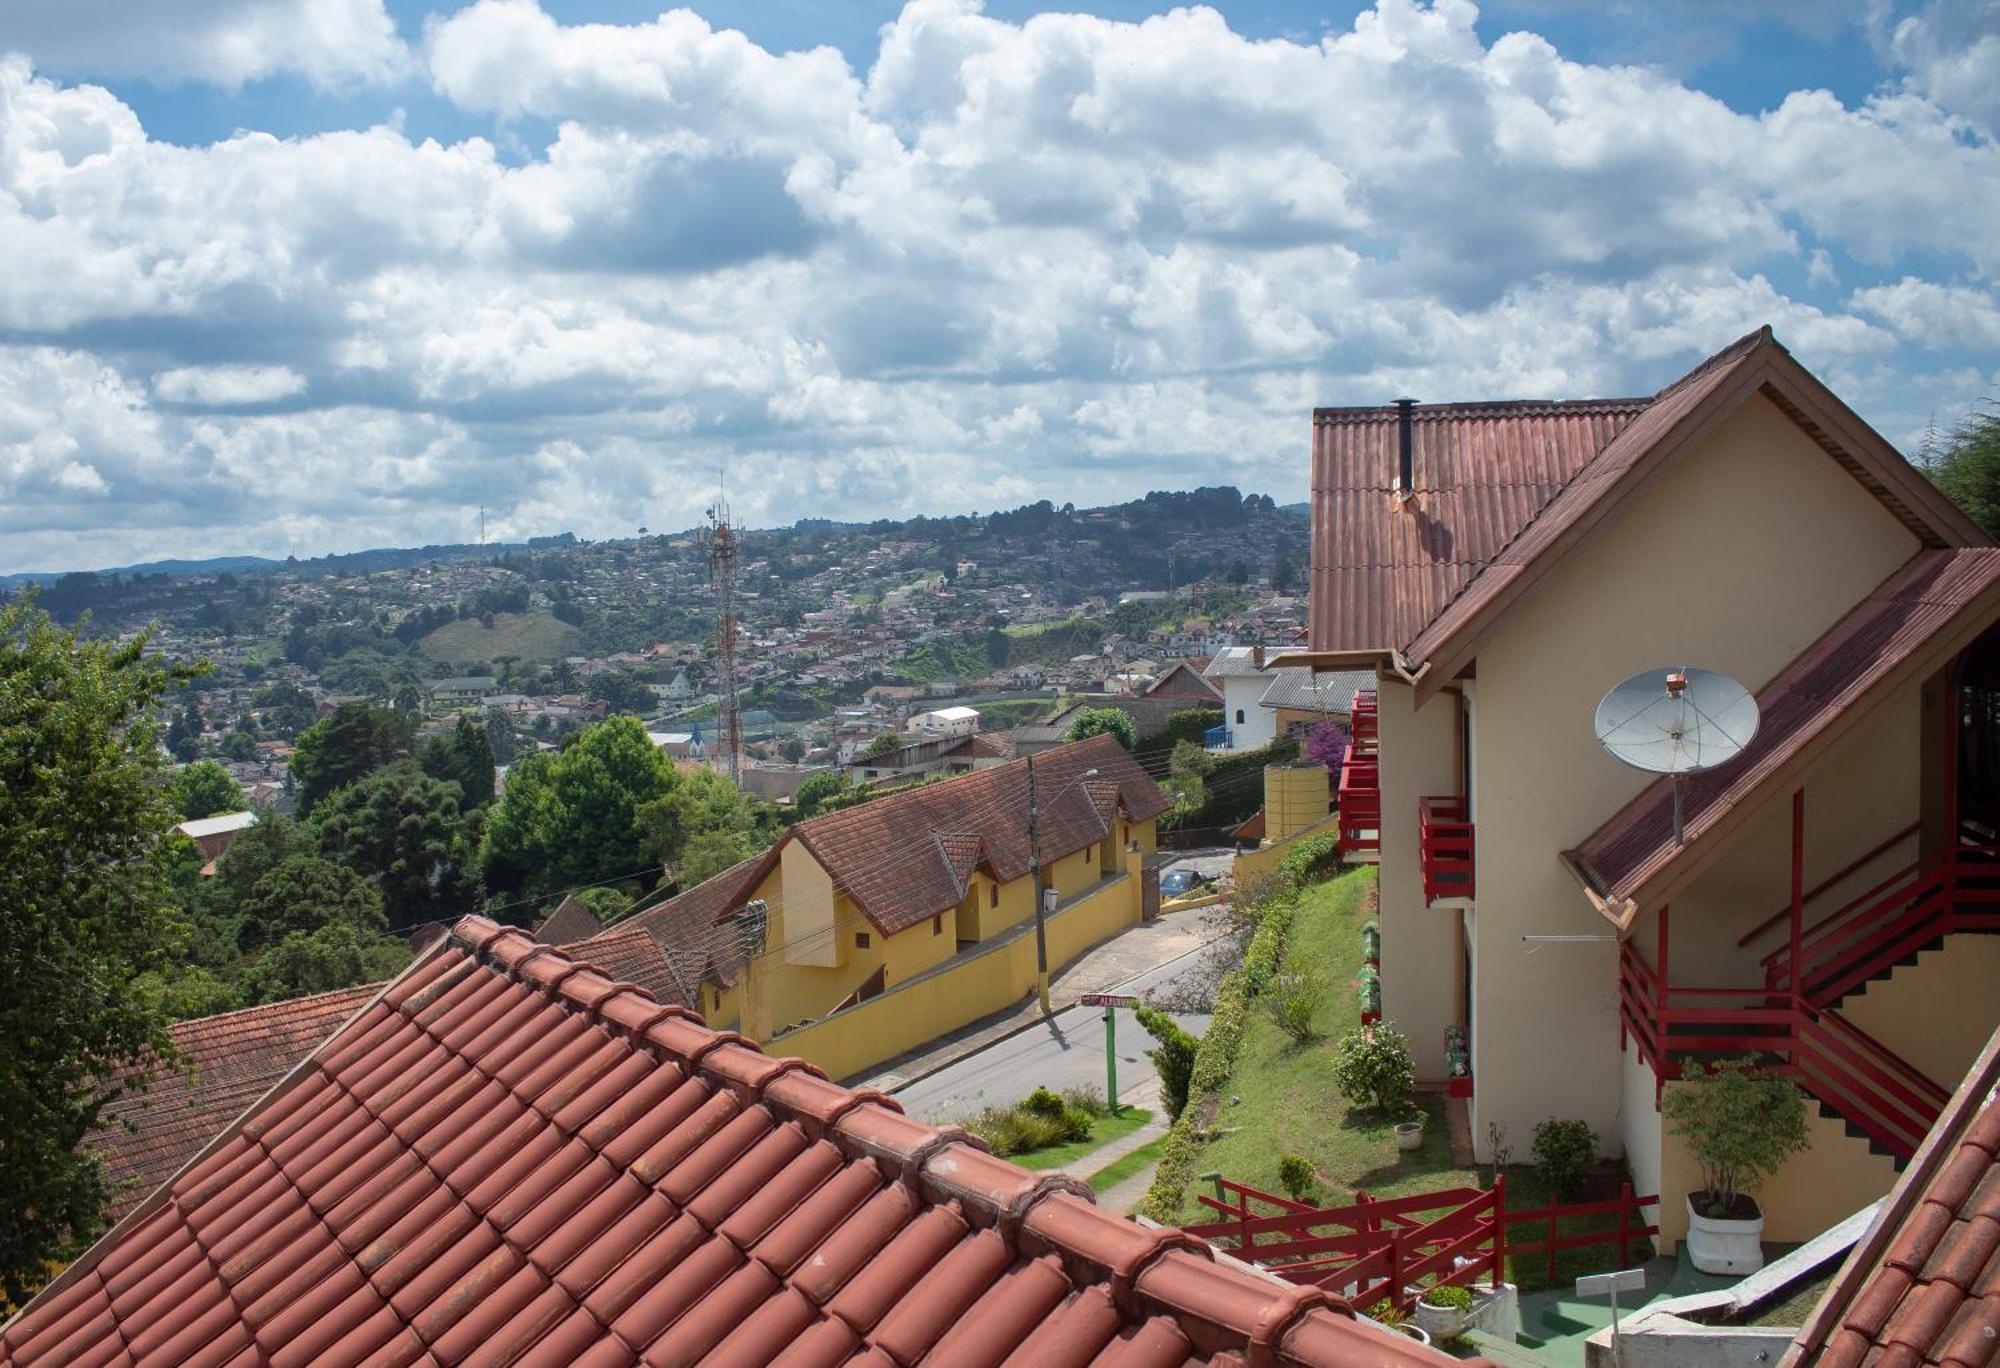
[1758,843,2000,1004]
[1336,690,1380,862]
[1618,943,1950,1161]
[1420,796,1474,904]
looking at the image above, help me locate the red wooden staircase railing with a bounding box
[1758,843,2000,1006]
[1337,690,1380,862]
[1420,796,1474,904]
[1619,944,1951,1161]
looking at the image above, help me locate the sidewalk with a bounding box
[852,901,1231,1093]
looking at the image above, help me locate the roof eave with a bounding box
[1266,648,1389,671]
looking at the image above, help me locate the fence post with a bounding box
[1490,1174,1506,1289]
[1546,1193,1559,1287]
[1618,1182,1633,1268]
[1388,1231,1404,1316]
[1356,1189,1374,1238]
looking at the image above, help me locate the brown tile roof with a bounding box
[4,917,1475,1368]
[84,982,384,1226]
[1566,548,2000,922]
[590,854,771,998]
[1793,1025,2000,1367]
[1299,328,1985,697]
[1147,661,1223,702]
[576,922,692,1009]
[536,894,606,946]
[794,733,1171,935]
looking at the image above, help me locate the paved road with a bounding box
[894,947,1214,1123]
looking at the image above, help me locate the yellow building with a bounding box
[581,732,1169,1079]
[1280,326,2000,1250]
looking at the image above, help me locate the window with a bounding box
[1235,708,1245,724]
[855,932,871,949]
[989,883,999,908]
[932,915,943,936]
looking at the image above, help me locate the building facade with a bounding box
[1284,327,2000,1249]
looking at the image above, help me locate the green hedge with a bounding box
[1139,889,1302,1221]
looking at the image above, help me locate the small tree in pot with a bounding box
[1662,1057,1810,1273]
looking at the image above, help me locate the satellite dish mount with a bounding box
[1594,666,1760,847]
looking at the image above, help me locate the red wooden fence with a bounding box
[1185,1175,1658,1313]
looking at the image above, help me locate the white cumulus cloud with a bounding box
[2,0,408,89]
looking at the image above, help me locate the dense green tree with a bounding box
[636,766,758,874]
[791,770,850,819]
[418,716,497,810]
[680,828,757,886]
[778,735,807,763]
[0,599,198,1300]
[481,716,681,895]
[289,701,415,813]
[221,728,259,762]
[863,730,905,761]
[587,670,657,716]
[130,964,241,1022]
[251,680,317,737]
[484,709,520,764]
[1923,406,2000,536]
[236,923,410,1006]
[1064,707,1136,751]
[175,760,245,819]
[313,761,472,928]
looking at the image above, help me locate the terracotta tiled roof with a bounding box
[1566,548,2000,921]
[1146,661,1223,703]
[577,922,692,1009]
[537,894,607,947]
[591,854,772,996]
[1792,1025,2000,1367]
[84,982,384,1225]
[4,918,1472,1367]
[794,733,1172,935]
[1300,327,1984,694]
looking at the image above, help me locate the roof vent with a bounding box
[1394,397,1417,500]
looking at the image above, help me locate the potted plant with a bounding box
[1413,1283,1475,1341]
[1662,1057,1810,1274]
[1394,1117,1425,1152]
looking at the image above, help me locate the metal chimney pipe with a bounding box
[1395,397,1417,495]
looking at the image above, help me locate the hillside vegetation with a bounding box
[418,610,581,666]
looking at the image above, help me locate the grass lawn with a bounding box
[1165,865,1649,1293]
[1014,1107,1155,1170]
[1088,1136,1170,1194]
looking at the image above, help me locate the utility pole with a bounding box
[1028,752,1051,1014]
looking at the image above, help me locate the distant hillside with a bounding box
[418,610,581,665]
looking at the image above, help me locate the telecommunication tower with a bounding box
[702,500,743,783]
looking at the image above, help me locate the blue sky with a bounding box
[0,0,1995,571]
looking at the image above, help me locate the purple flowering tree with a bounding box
[1305,720,1348,777]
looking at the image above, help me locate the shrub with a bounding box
[1136,1007,1199,1122]
[1277,1154,1316,1203]
[1275,828,1343,886]
[1532,1118,1598,1200]
[1022,1086,1066,1119]
[1264,966,1327,1044]
[1420,1284,1474,1311]
[1058,1106,1096,1143]
[1330,1021,1415,1114]
[1663,1057,1811,1218]
[1366,1299,1408,1329]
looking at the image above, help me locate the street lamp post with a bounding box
[1027,757,1098,1015]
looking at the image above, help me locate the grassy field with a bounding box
[418,610,581,665]
[1014,1107,1154,1171]
[1165,866,1647,1292]
[1088,1136,1170,1194]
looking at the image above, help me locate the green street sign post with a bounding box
[1080,993,1140,1112]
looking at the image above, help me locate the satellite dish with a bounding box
[1595,666,1759,845]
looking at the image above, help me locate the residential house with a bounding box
[1281,326,2000,1252]
[1260,666,1372,740]
[426,674,498,709]
[173,809,258,870]
[585,733,1168,1070]
[1203,645,1279,750]
[847,730,1011,783]
[1145,658,1223,705]
[916,704,980,738]
[0,921,1465,1367]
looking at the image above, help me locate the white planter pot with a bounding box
[1685,1194,1764,1274]
[1395,1122,1424,1152]
[1412,1299,1470,1341]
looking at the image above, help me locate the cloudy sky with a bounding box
[1,0,1996,573]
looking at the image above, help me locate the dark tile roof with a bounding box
[577,923,693,1010]
[794,733,1171,935]
[1146,661,1223,702]
[4,917,1474,1368]
[1566,548,2000,918]
[1793,1025,2000,1367]
[84,982,384,1226]
[588,855,771,998]
[1303,327,1984,689]
[536,894,607,947]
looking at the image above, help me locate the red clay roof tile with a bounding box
[4,916,1478,1368]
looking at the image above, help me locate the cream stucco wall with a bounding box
[1467,393,1923,1155]
[1376,678,1462,1078]
[1841,934,2000,1089]
[779,840,843,969]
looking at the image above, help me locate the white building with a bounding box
[917,705,980,738]
[1202,646,1278,751]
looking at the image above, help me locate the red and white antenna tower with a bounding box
[702,499,742,784]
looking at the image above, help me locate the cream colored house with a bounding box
[1280,327,2000,1249]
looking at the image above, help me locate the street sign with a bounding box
[1080,993,1139,1008]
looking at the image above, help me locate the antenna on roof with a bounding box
[1594,666,1759,846]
